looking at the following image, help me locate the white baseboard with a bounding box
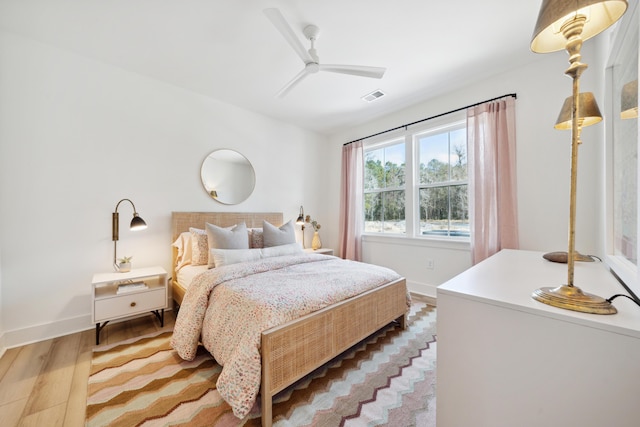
[3,313,94,349]
[406,279,438,300]
[0,331,6,359]
[3,308,174,350]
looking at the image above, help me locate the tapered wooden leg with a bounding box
[261,392,272,427]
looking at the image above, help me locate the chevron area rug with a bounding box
[86,299,436,427]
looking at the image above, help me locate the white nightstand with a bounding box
[91,266,168,345]
[304,248,334,256]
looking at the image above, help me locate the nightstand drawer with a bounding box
[94,288,166,322]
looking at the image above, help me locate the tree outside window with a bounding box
[364,141,406,233]
[417,126,468,237]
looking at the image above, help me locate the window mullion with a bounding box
[405,134,414,237]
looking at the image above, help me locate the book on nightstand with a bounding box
[116,282,148,294]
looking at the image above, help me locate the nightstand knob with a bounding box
[130,302,137,307]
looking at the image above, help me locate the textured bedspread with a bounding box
[171,253,402,418]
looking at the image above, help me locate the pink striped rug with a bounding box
[86,300,436,426]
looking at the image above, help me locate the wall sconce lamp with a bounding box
[296,206,306,248]
[112,198,147,271]
[621,79,638,119]
[530,0,628,315]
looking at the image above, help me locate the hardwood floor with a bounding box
[0,311,175,427]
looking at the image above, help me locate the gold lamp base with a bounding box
[532,285,617,315]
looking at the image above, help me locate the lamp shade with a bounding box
[554,92,603,129]
[531,0,628,53]
[296,206,305,225]
[621,79,638,119]
[130,214,147,231]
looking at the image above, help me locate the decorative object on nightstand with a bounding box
[529,0,627,315]
[116,255,133,272]
[112,198,147,272]
[311,218,322,250]
[91,266,168,345]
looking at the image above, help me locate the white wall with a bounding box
[0,255,4,357]
[0,33,327,348]
[326,41,608,298]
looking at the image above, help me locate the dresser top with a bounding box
[437,249,640,339]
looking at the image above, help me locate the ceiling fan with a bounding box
[263,8,386,98]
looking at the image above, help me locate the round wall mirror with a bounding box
[200,149,256,205]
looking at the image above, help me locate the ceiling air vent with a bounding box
[362,89,385,102]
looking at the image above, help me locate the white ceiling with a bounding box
[0,0,545,135]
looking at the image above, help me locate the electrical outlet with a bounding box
[426,259,434,270]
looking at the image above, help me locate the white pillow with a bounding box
[210,248,262,268]
[172,231,193,271]
[205,222,249,267]
[210,243,303,268]
[261,242,303,258]
[262,220,296,247]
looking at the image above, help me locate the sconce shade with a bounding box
[130,214,147,231]
[530,0,628,53]
[554,92,603,129]
[621,79,638,119]
[296,206,305,225]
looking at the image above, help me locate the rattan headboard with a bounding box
[170,212,283,280]
[171,212,283,242]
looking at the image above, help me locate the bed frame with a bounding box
[170,212,408,427]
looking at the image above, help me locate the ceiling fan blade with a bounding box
[319,64,386,79]
[276,68,310,98]
[263,8,313,64]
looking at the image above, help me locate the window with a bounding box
[363,115,468,239]
[364,140,406,233]
[417,123,469,237]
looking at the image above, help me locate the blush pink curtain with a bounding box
[339,141,364,261]
[467,96,519,264]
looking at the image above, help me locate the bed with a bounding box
[170,212,408,427]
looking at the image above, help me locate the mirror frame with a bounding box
[605,0,639,301]
[200,149,256,205]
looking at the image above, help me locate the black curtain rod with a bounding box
[344,93,517,146]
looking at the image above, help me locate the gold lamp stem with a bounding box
[531,15,616,315]
[566,52,582,289]
[563,15,588,289]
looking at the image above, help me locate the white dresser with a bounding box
[436,249,640,427]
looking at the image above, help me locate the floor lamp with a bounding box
[530,0,628,314]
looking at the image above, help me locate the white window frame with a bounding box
[363,136,409,236]
[414,118,468,239]
[362,111,468,242]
